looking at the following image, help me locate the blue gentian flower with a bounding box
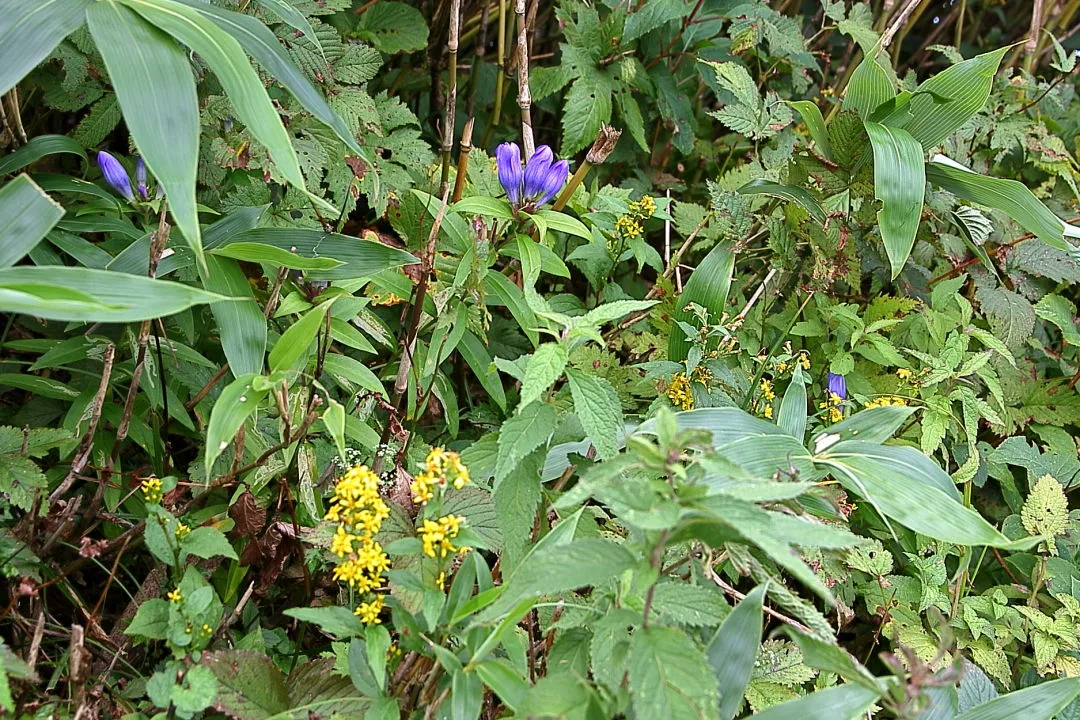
[495,142,522,204]
[135,156,149,200]
[97,151,134,201]
[827,372,846,400]
[496,142,569,209]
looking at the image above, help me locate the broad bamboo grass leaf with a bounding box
[668,241,736,362]
[0,0,93,96]
[738,179,826,224]
[865,121,925,278]
[708,584,765,720]
[204,373,270,471]
[751,684,881,720]
[0,135,86,176]
[250,0,325,64]
[0,266,229,322]
[777,364,808,440]
[928,155,1080,256]
[169,0,362,157]
[202,255,266,378]
[269,300,333,375]
[0,175,65,269]
[216,228,418,281]
[87,1,204,271]
[904,46,1011,150]
[120,0,335,215]
[788,101,832,160]
[842,51,894,120]
[955,677,1080,720]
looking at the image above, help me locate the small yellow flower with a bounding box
[436,571,446,590]
[895,368,913,380]
[141,477,163,504]
[798,352,811,370]
[666,373,694,411]
[201,624,212,634]
[630,195,656,218]
[354,595,384,624]
[819,392,844,423]
[419,515,467,559]
[762,404,774,419]
[759,378,775,402]
[174,523,191,541]
[863,395,909,409]
[410,471,437,505]
[614,214,643,239]
[167,589,183,603]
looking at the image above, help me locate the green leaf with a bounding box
[668,241,736,362]
[777,364,808,441]
[121,0,321,210]
[843,52,895,120]
[651,583,730,627]
[459,332,507,411]
[955,677,1080,720]
[171,0,361,156]
[975,285,1036,351]
[709,584,765,720]
[788,101,833,160]
[220,229,418,281]
[451,670,483,720]
[322,353,388,399]
[817,441,1030,548]
[269,300,332,375]
[124,598,171,640]
[1034,295,1080,346]
[904,46,1010,150]
[0,0,93,96]
[562,76,613,156]
[630,626,719,720]
[623,0,689,42]
[250,0,323,60]
[202,255,267,378]
[533,209,592,241]
[354,1,428,54]
[201,650,291,718]
[865,121,925,278]
[204,373,270,471]
[283,606,367,639]
[751,684,881,720]
[0,266,227,322]
[0,175,65,268]
[0,135,86,176]
[450,197,514,219]
[475,660,527,713]
[181,527,238,561]
[209,243,343,271]
[519,344,568,409]
[927,155,1080,255]
[86,1,203,269]
[737,179,826,224]
[495,402,557,482]
[566,368,623,460]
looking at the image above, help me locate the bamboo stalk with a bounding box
[514,0,534,158]
[482,0,508,147]
[440,0,462,196]
[452,118,474,203]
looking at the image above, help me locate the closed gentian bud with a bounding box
[97,151,134,201]
[495,142,523,204]
[534,159,568,207]
[522,145,554,200]
[827,372,846,400]
[135,157,149,200]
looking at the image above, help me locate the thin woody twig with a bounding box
[440,0,462,196]
[50,344,115,504]
[514,0,534,158]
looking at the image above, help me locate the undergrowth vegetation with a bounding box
[1,0,1080,717]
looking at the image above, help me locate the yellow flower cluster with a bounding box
[667,372,694,411]
[167,589,183,603]
[410,448,470,506]
[354,595,385,625]
[175,523,191,541]
[630,195,656,217]
[324,464,391,624]
[419,514,467,559]
[614,215,644,239]
[863,395,909,409]
[141,477,163,504]
[819,392,844,423]
[895,368,921,389]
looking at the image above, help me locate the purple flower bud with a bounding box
[97,151,134,201]
[495,142,523,204]
[522,145,554,200]
[135,157,149,200]
[827,372,846,400]
[534,159,568,207]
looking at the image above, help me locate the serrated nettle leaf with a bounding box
[566,368,623,460]
[518,343,568,410]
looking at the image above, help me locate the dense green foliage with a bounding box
[1,0,1080,717]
